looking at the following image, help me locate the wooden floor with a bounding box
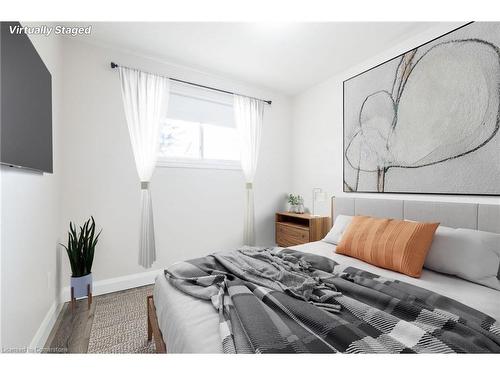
[44,298,96,353]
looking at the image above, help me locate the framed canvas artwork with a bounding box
[343,22,500,195]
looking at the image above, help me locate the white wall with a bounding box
[59,39,292,288]
[291,22,500,215]
[1,29,63,349]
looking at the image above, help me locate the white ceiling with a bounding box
[66,22,438,95]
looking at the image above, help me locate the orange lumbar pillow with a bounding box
[336,216,439,278]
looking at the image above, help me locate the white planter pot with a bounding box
[71,273,92,299]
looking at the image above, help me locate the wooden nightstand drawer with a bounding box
[276,223,309,245]
[275,212,331,247]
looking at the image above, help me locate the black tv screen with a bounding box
[0,21,53,173]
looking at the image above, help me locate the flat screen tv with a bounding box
[0,21,53,173]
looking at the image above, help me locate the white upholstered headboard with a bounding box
[331,197,500,234]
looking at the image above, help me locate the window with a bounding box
[158,119,241,161]
[157,83,241,170]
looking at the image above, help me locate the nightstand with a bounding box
[275,212,331,247]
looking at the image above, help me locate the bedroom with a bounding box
[1,0,499,373]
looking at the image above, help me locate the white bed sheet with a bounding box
[153,273,222,353]
[153,241,500,353]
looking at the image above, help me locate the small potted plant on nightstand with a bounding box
[287,193,298,212]
[296,195,305,214]
[287,194,305,214]
[61,216,101,311]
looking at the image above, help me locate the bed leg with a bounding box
[146,294,166,353]
[147,295,153,341]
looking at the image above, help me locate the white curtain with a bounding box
[118,67,170,268]
[234,95,264,246]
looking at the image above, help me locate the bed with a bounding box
[148,197,500,353]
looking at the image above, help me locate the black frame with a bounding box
[342,21,500,197]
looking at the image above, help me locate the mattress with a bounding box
[153,241,500,353]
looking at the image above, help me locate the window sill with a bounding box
[156,158,242,170]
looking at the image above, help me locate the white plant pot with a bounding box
[71,273,92,299]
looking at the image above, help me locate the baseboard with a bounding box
[59,269,162,302]
[28,300,64,353]
[29,268,163,352]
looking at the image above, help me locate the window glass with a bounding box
[158,119,241,163]
[159,119,200,159]
[202,123,240,161]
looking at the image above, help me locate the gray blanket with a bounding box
[165,247,500,353]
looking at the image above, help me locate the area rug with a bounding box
[87,285,156,353]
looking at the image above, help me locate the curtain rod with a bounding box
[110,62,272,105]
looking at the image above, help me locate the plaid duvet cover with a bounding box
[165,247,500,353]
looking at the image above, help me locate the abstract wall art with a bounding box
[343,22,500,195]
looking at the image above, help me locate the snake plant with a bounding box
[62,216,102,277]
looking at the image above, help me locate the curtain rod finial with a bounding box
[110,62,118,69]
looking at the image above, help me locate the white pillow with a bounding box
[323,215,353,245]
[424,226,500,291]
